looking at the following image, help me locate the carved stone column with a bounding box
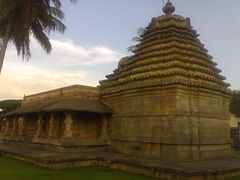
[4,118,10,136]
[63,113,73,139]
[35,115,43,138]
[17,117,25,136]
[48,113,55,138]
[11,118,17,136]
[100,116,109,140]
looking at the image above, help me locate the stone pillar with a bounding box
[63,113,73,139]
[17,117,25,136]
[100,116,109,140]
[11,118,17,136]
[35,115,44,138]
[4,118,10,136]
[48,113,55,138]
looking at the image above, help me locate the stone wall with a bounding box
[22,85,100,107]
[102,85,231,160]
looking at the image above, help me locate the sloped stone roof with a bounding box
[3,99,112,117]
[43,99,112,114]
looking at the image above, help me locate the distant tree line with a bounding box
[0,100,21,116]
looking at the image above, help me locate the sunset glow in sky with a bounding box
[0,0,240,100]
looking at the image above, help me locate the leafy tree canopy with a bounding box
[0,0,78,73]
[0,99,21,115]
[230,90,240,117]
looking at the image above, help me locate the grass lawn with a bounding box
[0,156,155,180]
[227,151,240,180]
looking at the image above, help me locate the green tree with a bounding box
[0,99,21,115]
[0,0,77,73]
[230,90,240,117]
[127,27,145,53]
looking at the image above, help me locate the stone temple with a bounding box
[1,1,239,179]
[99,1,232,160]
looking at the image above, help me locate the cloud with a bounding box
[0,62,95,99]
[0,38,125,100]
[33,39,125,67]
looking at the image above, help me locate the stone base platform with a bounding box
[4,137,110,153]
[0,144,240,180]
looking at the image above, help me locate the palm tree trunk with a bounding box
[0,34,9,74]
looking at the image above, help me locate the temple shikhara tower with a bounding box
[1,1,238,179]
[100,1,231,160]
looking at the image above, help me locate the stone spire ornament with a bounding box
[162,0,175,15]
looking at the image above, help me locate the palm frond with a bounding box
[0,0,78,63]
[31,21,51,53]
[12,30,31,60]
[127,45,137,53]
[50,0,62,9]
[45,16,66,33]
[137,27,145,36]
[0,19,7,39]
[49,7,64,19]
[132,36,141,42]
[69,0,78,4]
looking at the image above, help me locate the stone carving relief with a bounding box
[4,118,9,135]
[35,115,44,138]
[17,117,25,136]
[63,113,73,139]
[48,113,55,138]
[11,118,17,136]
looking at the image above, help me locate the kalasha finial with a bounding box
[162,0,175,15]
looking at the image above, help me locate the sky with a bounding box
[0,0,240,100]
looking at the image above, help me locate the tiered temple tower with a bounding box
[100,1,232,160]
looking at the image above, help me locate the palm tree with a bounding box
[0,0,77,73]
[127,27,145,53]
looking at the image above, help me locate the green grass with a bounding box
[0,156,155,180]
[226,150,240,179]
[235,150,240,156]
